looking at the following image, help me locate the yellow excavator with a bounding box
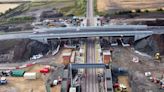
[154,53,161,62]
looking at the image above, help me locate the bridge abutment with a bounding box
[31,38,48,44]
[134,34,152,41]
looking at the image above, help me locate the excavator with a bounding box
[154,53,161,62]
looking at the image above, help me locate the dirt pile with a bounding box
[145,19,164,26]
[112,47,164,92]
[0,39,49,63]
[129,71,160,92]
[135,34,164,56]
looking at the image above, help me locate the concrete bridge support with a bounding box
[31,38,48,44]
[134,34,152,41]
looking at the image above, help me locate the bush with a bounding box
[66,14,74,17]
[0,13,3,16]
[116,10,132,15]
[8,16,34,23]
[144,10,149,13]
[156,8,163,11]
[135,9,141,13]
[104,13,110,18]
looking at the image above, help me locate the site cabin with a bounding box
[69,87,76,92]
[62,52,72,65]
[23,72,37,79]
[103,51,112,64]
[11,70,25,77]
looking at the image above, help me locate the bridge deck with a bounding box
[0,26,163,41]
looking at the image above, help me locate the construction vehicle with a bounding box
[155,53,161,62]
[48,24,55,27]
[0,77,7,85]
[160,79,164,89]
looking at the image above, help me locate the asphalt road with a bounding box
[1,26,164,40]
[84,0,99,91]
[87,0,94,26]
[0,31,154,41]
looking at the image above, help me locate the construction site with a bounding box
[0,0,164,92]
[0,35,163,92]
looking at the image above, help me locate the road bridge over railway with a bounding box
[0,26,163,43]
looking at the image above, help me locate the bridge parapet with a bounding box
[0,26,157,43]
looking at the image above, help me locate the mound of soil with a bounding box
[0,39,49,63]
[135,34,164,56]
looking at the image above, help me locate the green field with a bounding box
[60,0,87,16]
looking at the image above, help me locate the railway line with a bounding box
[85,38,99,92]
[85,0,100,91]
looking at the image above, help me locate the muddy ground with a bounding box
[0,64,47,92]
[0,39,49,63]
[135,34,164,56]
[112,47,164,92]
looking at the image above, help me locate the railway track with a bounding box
[85,38,99,92]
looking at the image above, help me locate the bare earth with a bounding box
[118,76,132,92]
[0,4,19,13]
[51,85,61,92]
[112,47,164,92]
[0,48,71,92]
[97,0,164,12]
[0,77,45,92]
[0,65,46,92]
